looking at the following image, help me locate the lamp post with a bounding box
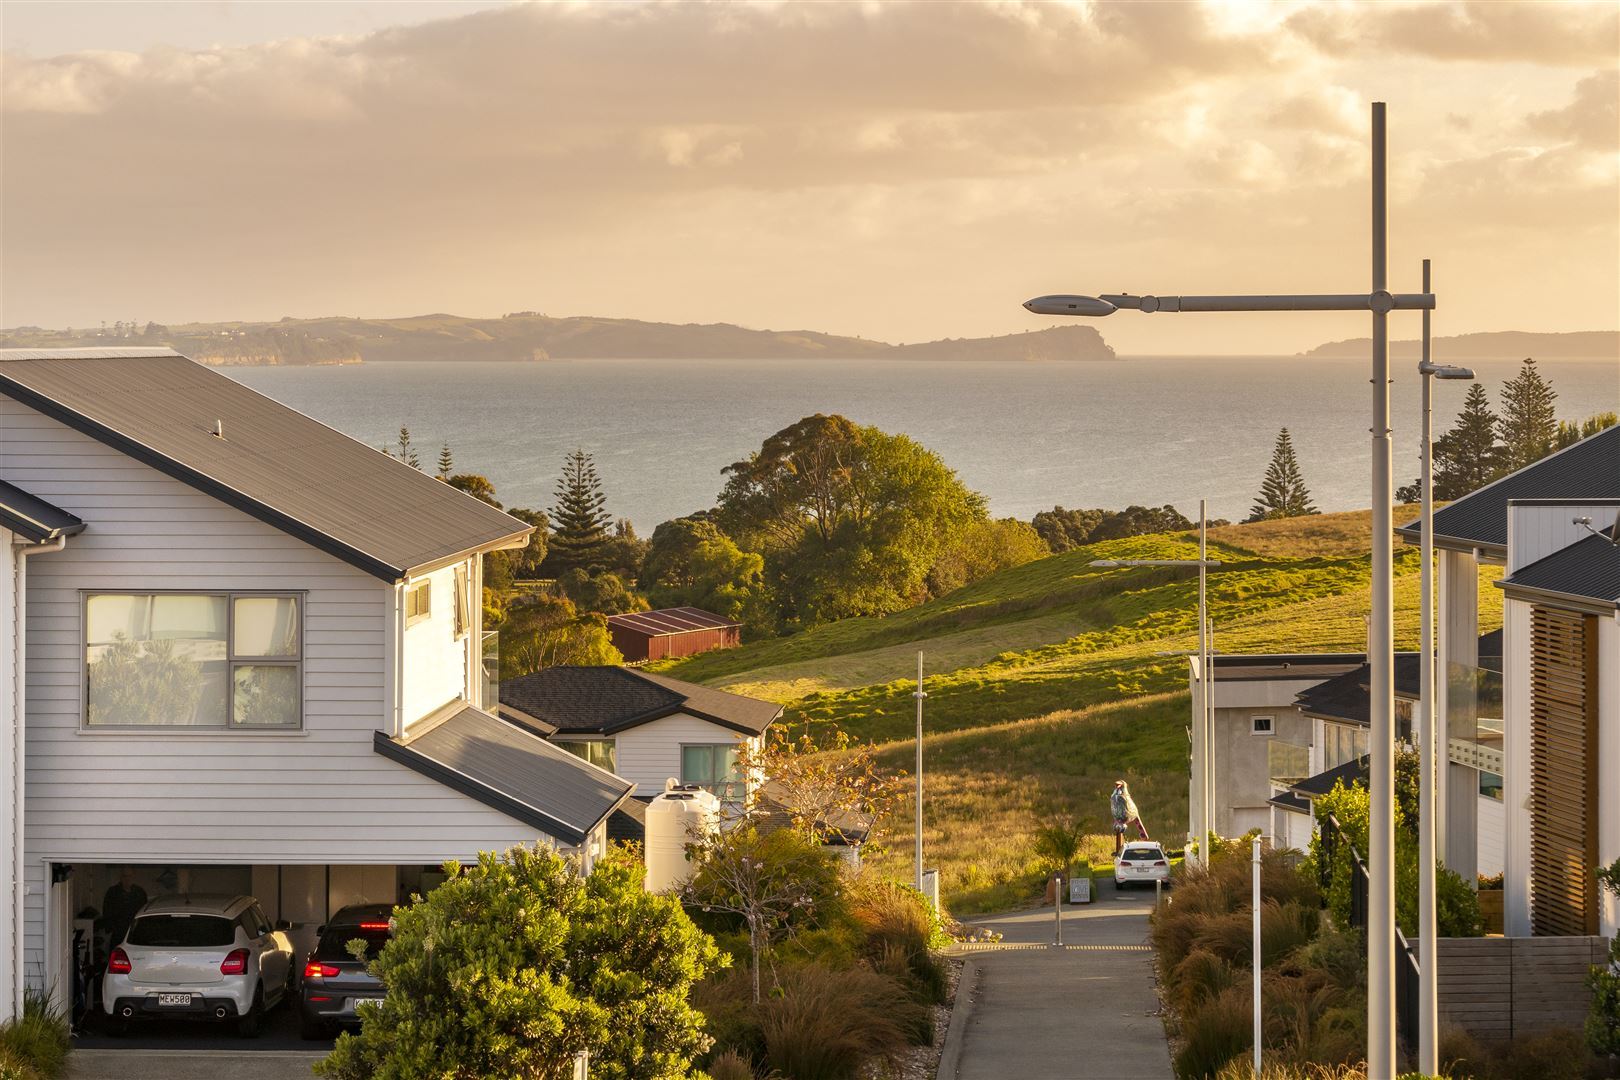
[1417,259,1474,1075]
[1091,499,1221,866]
[914,650,926,894]
[1030,102,1428,1079]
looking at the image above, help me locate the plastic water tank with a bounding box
[644,779,721,893]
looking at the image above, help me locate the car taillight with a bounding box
[1154,860,1168,866]
[304,960,339,979]
[107,947,131,975]
[358,922,390,931]
[220,948,249,976]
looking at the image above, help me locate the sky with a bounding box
[2,1,1617,356]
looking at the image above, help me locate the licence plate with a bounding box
[156,993,193,1007]
[355,998,382,1009]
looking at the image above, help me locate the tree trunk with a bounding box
[749,916,762,1004]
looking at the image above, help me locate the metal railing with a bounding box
[1321,813,1420,1053]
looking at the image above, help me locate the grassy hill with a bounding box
[653,508,1502,913]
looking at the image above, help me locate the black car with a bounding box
[299,903,392,1039]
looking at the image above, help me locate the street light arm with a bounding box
[1098,293,1435,314]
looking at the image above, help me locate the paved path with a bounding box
[67,1049,322,1080]
[944,881,1174,1080]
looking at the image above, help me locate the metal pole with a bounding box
[1367,100,1398,1080]
[1054,874,1063,945]
[1417,259,1439,1075]
[1252,835,1263,1077]
[914,651,925,893]
[1199,499,1211,867]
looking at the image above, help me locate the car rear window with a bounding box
[127,914,236,948]
[1121,847,1162,862]
[315,925,391,961]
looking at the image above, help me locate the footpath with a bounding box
[940,880,1174,1080]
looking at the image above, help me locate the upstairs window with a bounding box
[681,744,745,803]
[85,593,302,729]
[405,581,431,625]
[555,739,617,773]
[1251,715,1274,736]
[452,565,470,638]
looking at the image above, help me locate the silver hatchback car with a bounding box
[103,894,294,1037]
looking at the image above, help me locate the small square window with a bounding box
[405,581,431,625]
[1251,715,1275,736]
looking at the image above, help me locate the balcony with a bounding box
[1267,739,1311,787]
[1445,661,1503,776]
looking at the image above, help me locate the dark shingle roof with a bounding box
[1210,654,1366,682]
[1396,424,1620,555]
[1293,654,1421,726]
[607,607,741,637]
[374,702,632,847]
[1498,525,1620,609]
[1291,757,1368,799]
[0,349,531,581]
[499,666,780,737]
[0,478,84,542]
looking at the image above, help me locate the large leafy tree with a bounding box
[1429,383,1507,501]
[317,845,720,1080]
[497,594,622,676]
[1245,428,1317,523]
[547,450,613,574]
[1553,410,1617,451]
[1498,357,1558,472]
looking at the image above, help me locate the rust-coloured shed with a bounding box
[606,607,742,662]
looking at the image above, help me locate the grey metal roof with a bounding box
[499,666,781,737]
[0,478,84,542]
[1498,525,1620,609]
[1294,654,1421,726]
[607,607,741,637]
[1396,424,1620,555]
[1291,757,1368,799]
[1268,791,1311,814]
[0,349,531,581]
[374,702,632,847]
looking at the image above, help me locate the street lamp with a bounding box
[1030,102,1425,1079]
[1091,500,1221,867]
[1416,258,1473,1076]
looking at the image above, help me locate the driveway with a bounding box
[68,1001,329,1080]
[942,880,1173,1080]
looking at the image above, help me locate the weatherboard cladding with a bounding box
[1499,528,1620,608]
[375,704,632,847]
[498,666,781,737]
[0,349,531,580]
[1396,425,1620,554]
[0,478,84,542]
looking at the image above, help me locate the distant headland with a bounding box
[1300,330,1618,361]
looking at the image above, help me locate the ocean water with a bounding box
[225,356,1619,531]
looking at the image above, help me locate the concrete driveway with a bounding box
[942,881,1174,1080]
[68,1000,329,1080]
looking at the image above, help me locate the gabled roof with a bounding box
[1498,523,1620,611]
[0,348,531,581]
[1395,424,1620,556]
[498,665,781,737]
[1294,654,1421,726]
[1290,756,1368,799]
[1209,653,1367,682]
[607,607,741,637]
[374,702,632,847]
[0,478,84,543]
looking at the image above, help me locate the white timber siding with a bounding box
[1477,793,1504,880]
[612,713,761,796]
[401,560,475,730]
[0,399,552,989]
[1,527,19,1021]
[1507,503,1620,573]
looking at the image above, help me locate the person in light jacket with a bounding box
[1110,780,1148,855]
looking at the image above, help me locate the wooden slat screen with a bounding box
[1527,606,1599,936]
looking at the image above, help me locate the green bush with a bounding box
[693,968,766,1063]
[0,992,68,1080]
[756,964,926,1080]
[1175,986,1253,1080]
[846,876,948,1005]
[707,1050,757,1080]
[1168,949,1238,1016]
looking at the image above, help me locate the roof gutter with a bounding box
[1496,580,1618,615]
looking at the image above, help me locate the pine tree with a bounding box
[395,427,421,470]
[1430,383,1506,500]
[1245,428,1318,523]
[437,444,454,480]
[547,449,612,573]
[1497,357,1557,472]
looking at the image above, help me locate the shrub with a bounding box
[1589,868,1620,1058]
[846,877,948,1005]
[1175,986,1253,1080]
[694,968,765,1063]
[1168,949,1238,1016]
[756,964,925,1080]
[707,1049,757,1080]
[0,992,68,1080]
[1494,1029,1590,1080]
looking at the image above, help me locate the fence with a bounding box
[1320,815,1420,1050]
[1434,935,1610,1043]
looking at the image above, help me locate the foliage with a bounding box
[547,449,614,574]
[844,875,950,1004]
[0,991,69,1080]
[388,426,421,470]
[557,568,646,616]
[754,964,927,1080]
[505,507,551,579]
[1031,819,1086,879]
[1032,504,1195,551]
[446,473,500,507]
[1588,860,1620,1057]
[1555,411,1618,450]
[706,1050,757,1080]
[317,845,720,1080]
[644,520,774,635]
[496,593,623,676]
[1175,985,1254,1080]
[739,729,908,845]
[436,444,454,479]
[1246,428,1317,523]
[87,635,206,727]
[603,519,651,583]
[924,517,1050,596]
[683,826,841,1003]
[1432,383,1507,500]
[1498,357,1559,472]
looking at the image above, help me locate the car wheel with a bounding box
[236,984,264,1038]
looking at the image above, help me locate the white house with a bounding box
[0,347,634,1024]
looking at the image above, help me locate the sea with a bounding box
[224,356,1620,531]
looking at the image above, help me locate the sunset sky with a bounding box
[3,0,1616,355]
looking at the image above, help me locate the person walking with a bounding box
[1110,780,1148,856]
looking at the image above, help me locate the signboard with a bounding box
[1069,875,1092,905]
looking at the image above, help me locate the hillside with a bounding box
[0,315,1116,366]
[651,508,1503,913]
[1300,329,1618,361]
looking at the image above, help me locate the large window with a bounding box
[681,744,744,802]
[1321,721,1367,772]
[85,593,302,730]
[555,739,616,773]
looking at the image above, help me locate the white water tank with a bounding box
[644,780,721,893]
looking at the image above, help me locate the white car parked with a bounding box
[103,894,294,1037]
[1114,841,1172,889]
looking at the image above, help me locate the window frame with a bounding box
[679,742,745,803]
[1250,714,1275,736]
[405,580,432,626]
[554,738,617,773]
[81,590,305,733]
[452,565,470,639]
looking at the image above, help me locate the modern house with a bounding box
[606,607,742,662]
[497,665,781,801]
[0,347,634,1024]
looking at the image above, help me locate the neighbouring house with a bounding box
[1394,422,1618,936]
[606,607,742,662]
[0,347,634,1026]
[497,665,780,801]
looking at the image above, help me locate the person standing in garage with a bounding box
[100,868,147,948]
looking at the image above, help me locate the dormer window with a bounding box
[405,581,431,625]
